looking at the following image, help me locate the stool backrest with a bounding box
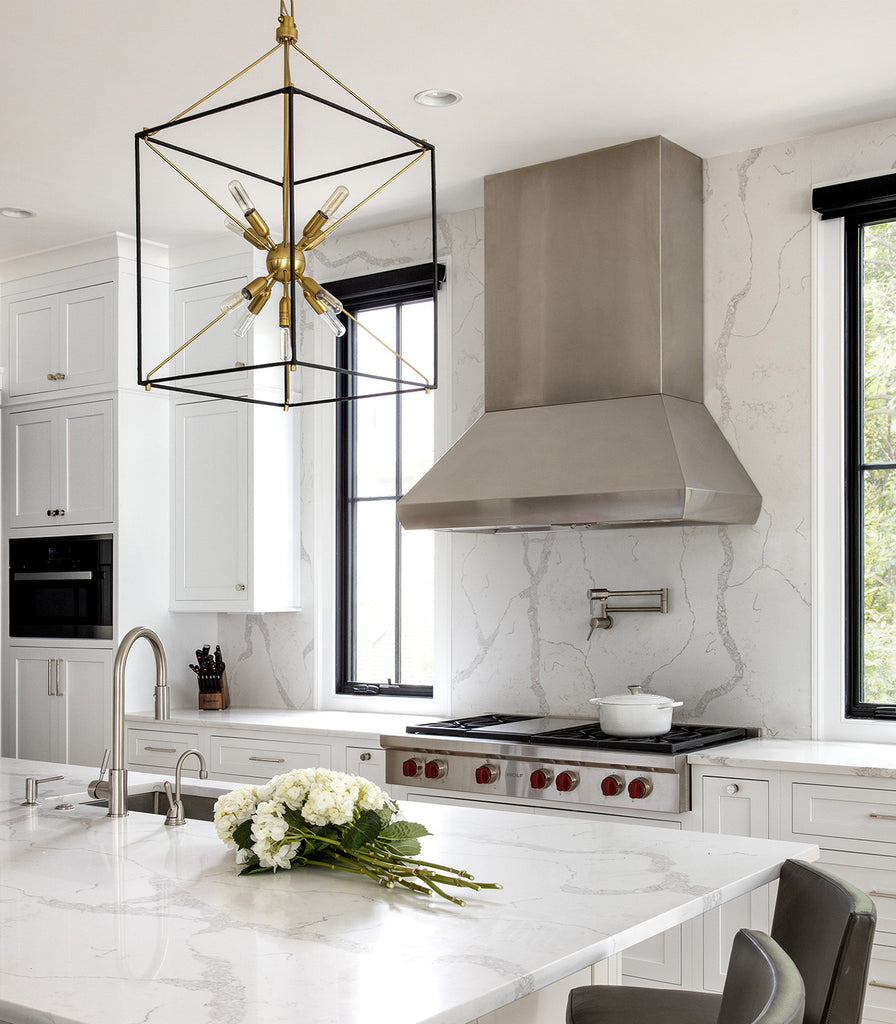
[718,929,805,1024]
[771,860,877,1024]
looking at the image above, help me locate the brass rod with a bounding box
[160,44,282,130]
[282,42,291,242]
[309,150,427,247]
[290,42,411,137]
[146,308,231,379]
[343,309,430,386]
[143,139,274,250]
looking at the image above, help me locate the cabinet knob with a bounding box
[58,509,65,517]
[47,373,55,381]
[359,752,372,762]
[47,509,53,517]
[235,583,246,591]
[56,372,65,380]
[725,783,740,795]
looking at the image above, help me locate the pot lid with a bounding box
[590,685,682,708]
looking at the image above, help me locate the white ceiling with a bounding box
[3,0,896,264]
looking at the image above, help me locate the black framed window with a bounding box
[814,176,896,717]
[328,264,444,698]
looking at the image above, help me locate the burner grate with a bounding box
[536,723,748,753]
[406,714,536,736]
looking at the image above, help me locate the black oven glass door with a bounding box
[9,535,113,640]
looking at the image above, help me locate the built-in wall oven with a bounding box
[9,535,113,640]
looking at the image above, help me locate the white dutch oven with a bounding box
[589,684,683,737]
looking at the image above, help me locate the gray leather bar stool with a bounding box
[569,930,804,1024]
[566,860,876,1024]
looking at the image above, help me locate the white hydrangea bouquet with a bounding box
[213,767,501,905]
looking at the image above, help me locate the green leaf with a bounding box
[283,807,306,831]
[385,838,422,856]
[239,863,273,876]
[341,810,383,850]
[380,820,431,841]
[232,819,254,851]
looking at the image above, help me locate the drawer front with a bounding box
[128,729,200,769]
[793,784,896,848]
[865,945,896,1024]
[210,734,331,780]
[817,849,896,941]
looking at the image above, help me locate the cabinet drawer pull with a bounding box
[144,746,177,754]
[869,890,896,899]
[249,755,285,764]
[870,979,896,991]
[869,813,896,821]
[235,584,246,592]
[47,661,53,697]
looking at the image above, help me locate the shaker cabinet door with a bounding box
[8,408,57,527]
[7,294,57,397]
[173,399,249,605]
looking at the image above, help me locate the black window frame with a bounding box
[326,263,445,699]
[813,175,896,719]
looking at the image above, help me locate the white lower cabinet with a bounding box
[127,728,203,772]
[866,945,896,1024]
[10,647,112,766]
[474,966,595,1024]
[701,775,772,992]
[345,745,386,788]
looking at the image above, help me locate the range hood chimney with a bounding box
[397,136,761,532]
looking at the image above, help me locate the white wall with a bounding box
[219,116,896,737]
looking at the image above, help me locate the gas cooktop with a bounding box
[405,714,748,754]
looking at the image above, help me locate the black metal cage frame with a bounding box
[135,84,438,410]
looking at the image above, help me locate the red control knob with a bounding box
[401,758,423,778]
[628,777,653,800]
[475,764,499,785]
[601,774,625,797]
[424,759,447,780]
[555,771,579,792]
[530,769,552,790]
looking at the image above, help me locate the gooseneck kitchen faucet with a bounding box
[89,626,169,817]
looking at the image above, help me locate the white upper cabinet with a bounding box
[8,400,114,528]
[7,282,114,397]
[172,396,297,612]
[172,275,249,387]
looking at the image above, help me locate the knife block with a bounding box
[198,670,230,710]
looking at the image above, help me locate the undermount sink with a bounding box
[83,789,218,821]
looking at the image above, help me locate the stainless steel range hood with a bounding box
[397,136,761,533]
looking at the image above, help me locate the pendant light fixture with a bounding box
[135,1,438,410]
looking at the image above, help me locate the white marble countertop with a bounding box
[0,756,817,1024]
[688,738,896,777]
[125,707,425,740]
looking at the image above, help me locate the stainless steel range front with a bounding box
[381,715,751,814]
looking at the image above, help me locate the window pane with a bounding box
[400,527,434,687]
[356,395,396,497]
[400,301,436,493]
[863,221,896,465]
[862,468,896,704]
[355,307,397,397]
[353,499,396,685]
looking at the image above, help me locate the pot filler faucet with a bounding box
[89,626,170,817]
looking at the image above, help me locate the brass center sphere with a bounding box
[266,243,306,283]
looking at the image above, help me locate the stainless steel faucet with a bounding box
[89,626,169,818]
[164,749,208,826]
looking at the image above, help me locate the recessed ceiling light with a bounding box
[414,89,463,108]
[0,207,36,219]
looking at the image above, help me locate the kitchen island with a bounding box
[0,757,817,1024]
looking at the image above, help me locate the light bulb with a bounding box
[320,185,349,219]
[234,309,257,338]
[280,326,292,361]
[228,179,256,215]
[220,290,246,313]
[225,218,247,238]
[315,287,343,314]
[319,308,346,337]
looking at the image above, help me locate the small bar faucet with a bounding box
[164,749,208,826]
[89,626,169,818]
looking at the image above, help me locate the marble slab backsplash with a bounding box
[218,116,896,738]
